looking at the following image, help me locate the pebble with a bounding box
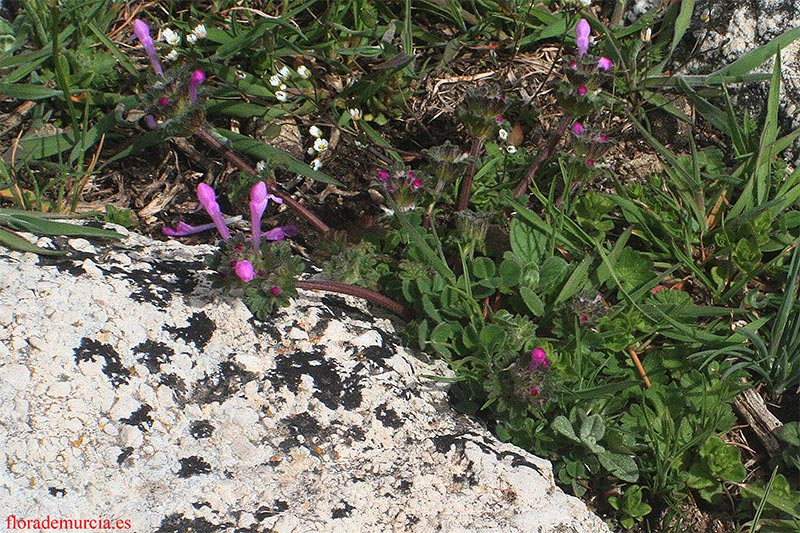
[0,364,31,389]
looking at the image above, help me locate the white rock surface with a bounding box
[0,228,610,532]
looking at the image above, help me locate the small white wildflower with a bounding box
[275,90,288,102]
[309,125,323,138]
[297,65,310,78]
[279,83,287,90]
[278,65,291,79]
[355,140,366,148]
[256,161,268,173]
[192,24,207,39]
[313,138,329,153]
[307,147,317,156]
[269,75,281,87]
[310,158,322,171]
[641,27,652,44]
[348,108,362,121]
[162,28,180,46]
[165,49,179,62]
[506,145,517,154]
[186,33,198,44]
[235,70,247,80]
[498,128,509,141]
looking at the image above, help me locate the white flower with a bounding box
[186,33,198,44]
[348,108,362,120]
[309,125,323,138]
[278,65,291,79]
[269,75,281,87]
[193,24,207,39]
[579,0,591,6]
[310,158,322,171]
[165,49,179,62]
[313,138,329,153]
[297,65,310,78]
[235,70,247,80]
[256,161,267,173]
[162,28,180,46]
[275,91,288,102]
[506,145,517,154]
[307,147,317,156]
[279,83,287,90]
[498,128,509,141]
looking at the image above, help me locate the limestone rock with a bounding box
[0,228,610,532]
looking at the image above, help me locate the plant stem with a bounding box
[194,126,331,235]
[627,346,651,389]
[457,138,484,211]
[513,115,571,198]
[297,280,410,320]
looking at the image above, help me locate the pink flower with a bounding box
[197,182,231,240]
[234,260,255,282]
[249,181,282,252]
[162,220,219,237]
[529,347,550,370]
[411,178,424,189]
[189,70,205,104]
[133,19,163,76]
[571,122,584,136]
[264,225,299,241]
[577,85,588,96]
[377,170,390,182]
[597,57,612,71]
[270,286,282,296]
[576,19,591,59]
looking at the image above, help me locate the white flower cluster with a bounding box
[186,24,207,44]
[268,63,311,103]
[306,125,326,170]
[160,24,207,61]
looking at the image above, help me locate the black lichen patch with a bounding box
[254,500,289,520]
[189,420,215,439]
[331,501,355,519]
[319,295,374,323]
[117,447,134,465]
[48,487,66,497]
[133,340,174,374]
[177,456,212,478]
[397,479,413,493]
[155,514,229,533]
[74,338,130,387]
[356,343,395,367]
[160,373,187,404]
[268,348,364,411]
[431,433,459,455]
[374,402,403,429]
[165,311,215,349]
[190,361,256,405]
[120,404,153,431]
[120,258,205,309]
[277,412,325,452]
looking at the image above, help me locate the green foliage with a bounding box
[609,485,653,530]
[686,435,746,503]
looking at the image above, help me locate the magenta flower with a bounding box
[529,347,550,370]
[597,57,613,71]
[133,19,163,76]
[576,19,590,59]
[571,122,584,136]
[411,177,424,189]
[162,220,220,237]
[234,260,255,282]
[197,182,231,240]
[189,70,205,104]
[577,85,588,96]
[270,286,282,296]
[249,181,282,252]
[264,225,299,242]
[377,170,390,182]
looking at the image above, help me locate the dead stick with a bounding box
[627,346,651,388]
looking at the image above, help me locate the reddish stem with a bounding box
[297,280,410,320]
[195,127,331,234]
[513,115,571,198]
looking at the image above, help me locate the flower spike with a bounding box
[197,182,231,240]
[576,19,590,59]
[133,19,164,76]
[189,70,205,104]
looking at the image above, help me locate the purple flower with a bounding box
[529,347,550,370]
[571,122,584,136]
[234,260,255,282]
[576,19,590,59]
[133,19,163,76]
[249,181,282,252]
[270,286,282,296]
[577,85,588,96]
[189,70,205,104]
[411,177,424,189]
[162,220,220,237]
[197,182,231,240]
[377,170,390,182]
[597,57,613,71]
[264,225,299,242]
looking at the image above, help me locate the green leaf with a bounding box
[2,214,123,239]
[519,286,545,316]
[471,256,496,279]
[0,226,63,255]
[552,415,581,443]
[708,26,800,81]
[598,452,640,483]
